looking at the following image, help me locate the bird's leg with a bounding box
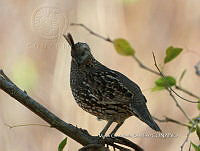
[109,121,124,137]
[99,119,113,137]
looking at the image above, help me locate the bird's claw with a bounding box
[109,133,115,138]
[98,133,106,139]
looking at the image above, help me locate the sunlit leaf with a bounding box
[12,57,38,90]
[58,138,67,151]
[151,85,165,91]
[191,142,200,151]
[155,76,176,87]
[113,38,135,56]
[198,102,200,110]
[164,46,183,64]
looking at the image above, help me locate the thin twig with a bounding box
[132,55,161,76]
[169,87,200,103]
[188,142,192,151]
[175,85,200,100]
[153,116,190,127]
[180,122,196,151]
[70,23,113,43]
[152,52,192,123]
[133,55,199,103]
[4,123,51,129]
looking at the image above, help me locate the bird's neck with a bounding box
[71,56,99,70]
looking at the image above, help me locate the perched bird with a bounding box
[64,33,161,136]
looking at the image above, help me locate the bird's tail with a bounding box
[132,103,161,132]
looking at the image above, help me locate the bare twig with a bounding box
[189,142,192,151]
[152,52,192,123]
[70,23,113,43]
[4,123,50,129]
[153,116,190,127]
[180,122,196,151]
[132,55,161,76]
[169,87,200,103]
[175,85,200,100]
[133,55,199,103]
[0,70,143,151]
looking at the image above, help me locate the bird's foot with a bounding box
[98,133,106,139]
[108,133,116,138]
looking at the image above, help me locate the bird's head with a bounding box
[64,33,93,66]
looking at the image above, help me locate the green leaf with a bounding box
[155,76,176,87]
[196,125,200,140]
[197,102,200,110]
[151,85,165,91]
[58,138,67,151]
[191,142,200,151]
[164,46,183,64]
[113,38,135,56]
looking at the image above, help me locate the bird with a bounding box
[64,33,161,136]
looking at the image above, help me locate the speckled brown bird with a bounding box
[64,33,161,136]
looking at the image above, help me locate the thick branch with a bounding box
[0,70,143,151]
[0,74,94,146]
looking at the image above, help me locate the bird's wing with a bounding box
[109,69,147,104]
[87,67,146,105]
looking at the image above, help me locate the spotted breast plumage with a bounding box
[64,33,161,136]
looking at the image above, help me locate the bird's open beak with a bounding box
[63,33,75,48]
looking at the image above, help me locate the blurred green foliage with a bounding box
[12,57,38,90]
[191,142,200,151]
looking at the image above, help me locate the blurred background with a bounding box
[0,0,199,150]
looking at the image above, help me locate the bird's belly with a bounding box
[71,87,132,123]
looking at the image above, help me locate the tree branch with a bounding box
[0,70,143,151]
[175,85,200,100]
[70,23,113,43]
[152,52,193,123]
[180,122,196,151]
